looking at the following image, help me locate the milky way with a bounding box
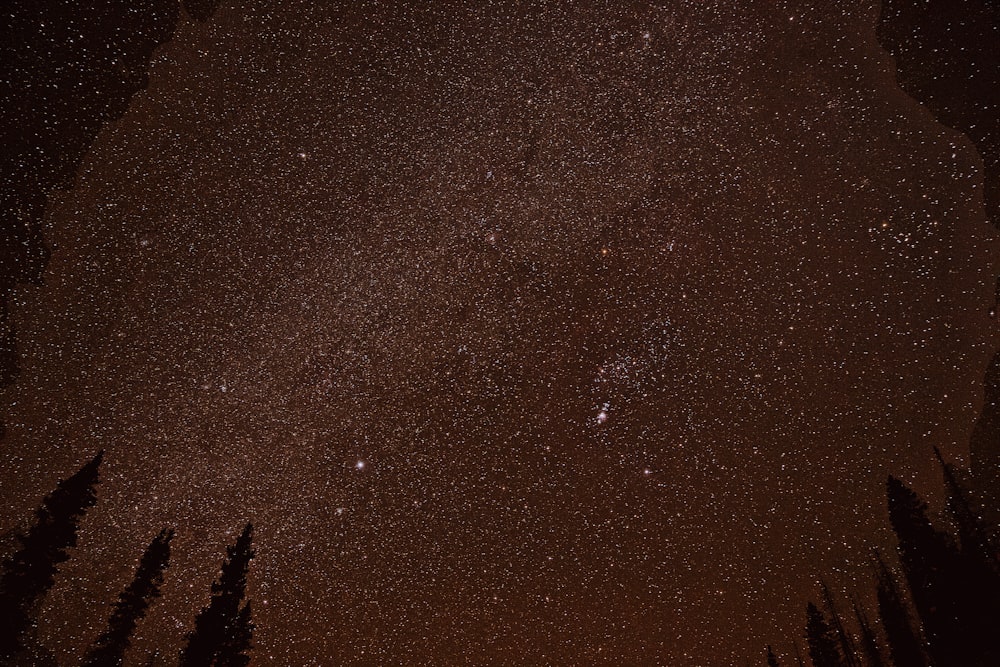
[2,2,998,665]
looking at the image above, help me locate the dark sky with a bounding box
[2,1,999,664]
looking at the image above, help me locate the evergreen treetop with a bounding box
[0,451,103,660]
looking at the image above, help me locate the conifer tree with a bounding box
[83,528,174,667]
[792,644,805,667]
[850,600,884,667]
[969,350,1000,517]
[820,582,857,667]
[805,602,844,667]
[887,474,980,666]
[216,601,253,667]
[934,447,997,568]
[874,552,926,667]
[932,450,1000,666]
[180,523,254,667]
[0,451,103,660]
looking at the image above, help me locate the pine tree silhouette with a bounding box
[180,523,254,667]
[887,474,982,666]
[850,599,885,667]
[819,582,857,667]
[792,644,806,667]
[935,447,997,568]
[766,644,780,667]
[969,350,1000,518]
[932,449,1000,665]
[216,601,253,667]
[873,551,927,667]
[82,528,174,667]
[0,451,103,661]
[805,601,845,667]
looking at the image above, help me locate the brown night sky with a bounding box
[2,1,998,664]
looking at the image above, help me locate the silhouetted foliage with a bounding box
[216,601,253,667]
[936,447,997,569]
[83,528,175,667]
[819,583,857,667]
[805,601,844,667]
[850,599,885,667]
[874,549,926,667]
[0,451,103,660]
[933,449,1000,666]
[180,523,254,667]
[887,474,992,666]
[970,351,1000,499]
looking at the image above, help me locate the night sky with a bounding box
[2,1,999,665]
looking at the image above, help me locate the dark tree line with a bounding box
[0,453,253,666]
[759,451,1000,667]
[761,348,1000,667]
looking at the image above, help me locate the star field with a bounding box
[2,1,998,665]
